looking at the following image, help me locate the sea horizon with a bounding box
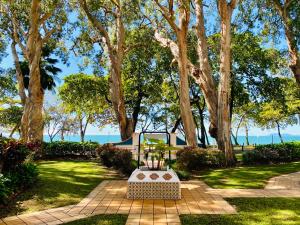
[43,133,300,145]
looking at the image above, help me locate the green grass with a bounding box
[64,214,127,225]
[181,198,300,225]
[195,161,300,189]
[0,160,119,217]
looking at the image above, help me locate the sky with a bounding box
[1,7,299,137]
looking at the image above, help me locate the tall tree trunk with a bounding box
[245,124,249,145]
[272,1,300,86]
[194,0,218,139]
[24,0,44,142]
[171,116,181,133]
[231,133,239,146]
[217,0,237,166]
[276,121,284,143]
[177,35,197,147]
[196,102,206,147]
[27,39,44,142]
[60,130,64,141]
[9,122,20,138]
[11,40,29,141]
[79,116,84,142]
[176,2,197,147]
[80,0,132,141]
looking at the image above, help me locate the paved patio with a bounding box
[1,171,300,225]
[1,180,236,225]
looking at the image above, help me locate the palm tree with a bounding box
[20,45,61,91]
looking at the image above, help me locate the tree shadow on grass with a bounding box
[194,162,300,189]
[180,198,300,225]
[0,161,120,218]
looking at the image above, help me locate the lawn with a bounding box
[194,161,300,189]
[64,214,127,225]
[0,160,119,217]
[181,198,300,225]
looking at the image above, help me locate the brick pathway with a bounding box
[0,180,236,225]
[1,171,300,225]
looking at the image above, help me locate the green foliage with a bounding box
[20,45,62,91]
[0,174,10,205]
[176,147,226,171]
[0,138,39,205]
[0,105,23,131]
[242,142,300,164]
[97,144,134,175]
[59,73,108,114]
[0,71,17,103]
[5,163,39,192]
[42,141,99,159]
[1,140,32,173]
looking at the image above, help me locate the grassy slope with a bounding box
[0,160,118,217]
[64,215,127,225]
[181,198,300,225]
[195,161,300,189]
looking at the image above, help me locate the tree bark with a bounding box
[272,0,300,86]
[171,116,182,133]
[245,124,249,145]
[79,0,132,140]
[194,0,218,138]
[9,122,20,138]
[11,40,29,141]
[26,8,44,143]
[276,121,284,143]
[217,0,237,166]
[176,3,197,147]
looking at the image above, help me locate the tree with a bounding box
[253,77,300,143]
[44,105,78,142]
[0,105,23,137]
[59,73,109,142]
[151,0,238,163]
[77,0,141,140]
[238,0,300,86]
[267,0,300,86]
[3,0,67,142]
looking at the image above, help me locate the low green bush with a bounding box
[242,142,300,164]
[176,147,225,171]
[0,174,10,204]
[0,138,39,205]
[97,144,134,175]
[42,141,99,159]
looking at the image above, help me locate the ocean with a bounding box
[43,134,300,145]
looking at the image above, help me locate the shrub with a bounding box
[0,140,32,173]
[7,163,39,190]
[0,174,11,204]
[242,142,300,165]
[42,141,99,159]
[176,147,225,171]
[97,144,134,175]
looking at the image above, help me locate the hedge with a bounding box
[41,141,99,159]
[176,147,226,171]
[242,142,300,164]
[97,144,135,175]
[0,138,38,205]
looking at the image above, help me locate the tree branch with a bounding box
[79,0,113,52]
[154,0,179,32]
